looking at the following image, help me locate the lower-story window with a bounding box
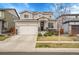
[48,23,53,28]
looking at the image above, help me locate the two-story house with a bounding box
[20,11,57,31]
[0,9,19,34]
[57,14,79,35]
[15,11,57,35]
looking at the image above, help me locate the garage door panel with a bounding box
[18,26,38,35]
[71,25,79,34]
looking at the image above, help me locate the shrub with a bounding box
[44,32,48,36]
[53,31,59,35]
[36,44,50,48]
[44,31,53,36]
[0,35,5,37]
[69,34,76,37]
[38,33,42,37]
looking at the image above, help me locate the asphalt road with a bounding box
[0,52,79,55]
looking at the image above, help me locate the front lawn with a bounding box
[0,35,8,41]
[36,43,79,48]
[37,36,78,41]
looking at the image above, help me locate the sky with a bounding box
[0,3,79,18]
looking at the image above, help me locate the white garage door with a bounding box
[18,25,38,35]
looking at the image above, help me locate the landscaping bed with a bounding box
[36,43,79,48]
[37,36,78,41]
[0,35,8,41]
[38,31,79,41]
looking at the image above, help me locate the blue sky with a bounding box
[0,3,54,12]
[0,3,79,18]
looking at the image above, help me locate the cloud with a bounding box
[70,5,79,14]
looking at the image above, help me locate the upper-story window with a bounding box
[0,11,4,18]
[24,14,29,18]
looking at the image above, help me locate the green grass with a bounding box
[36,43,79,48]
[0,35,8,41]
[37,36,78,41]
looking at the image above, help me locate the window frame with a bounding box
[48,23,53,28]
[24,14,29,18]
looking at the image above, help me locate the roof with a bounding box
[32,12,53,15]
[57,14,79,19]
[20,10,53,15]
[63,20,79,24]
[15,19,38,22]
[19,10,32,14]
[61,14,79,16]
[49,19,57,21]
[0,8,20,19]
[37,16,50,20]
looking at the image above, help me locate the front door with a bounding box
[40,21,44,31]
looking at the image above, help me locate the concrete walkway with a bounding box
[37,41,79,43]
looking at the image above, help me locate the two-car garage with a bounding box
[15,20,38,35]
[18,26,38,35]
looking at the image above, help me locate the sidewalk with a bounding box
[35,48,79,52]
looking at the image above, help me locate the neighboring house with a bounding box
[0,9,19,34]
[57,14,79,35]
[20,11,57,31]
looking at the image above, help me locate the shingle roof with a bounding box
[57,14,79,19]
[63,20,79,24]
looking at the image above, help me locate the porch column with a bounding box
[0,21,2,34]
[38,21,41,31]
[44,21,48,30]
[69,25,72,34]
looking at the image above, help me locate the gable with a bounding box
[20,11,33,19]
[37,17,50,21]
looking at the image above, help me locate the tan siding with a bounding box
[4,11,15,31]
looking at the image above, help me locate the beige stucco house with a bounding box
[0,9,19,34]
[15,11,57,35]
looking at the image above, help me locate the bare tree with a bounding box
[53,3,71,41]
[54,3,71,17]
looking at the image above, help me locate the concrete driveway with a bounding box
[0,35,37,52]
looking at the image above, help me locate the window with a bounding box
[4,21,8,29]
[39,14,42,17]
[24,14,29,18]
[0,11,4,18]
[0,11,2,17]
[50,16,51,18]
[48,23,53,28]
